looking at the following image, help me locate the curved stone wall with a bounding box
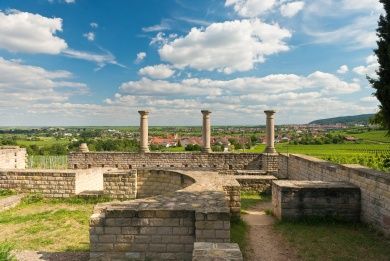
[137,169,195,198]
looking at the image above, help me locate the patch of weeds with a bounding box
[49,195,112,205]
[22,193,43,204]
[230,216,248,258]
[240,191,270,211]
[0,242,16,261]
[275,218,390,261]
[0,189,16,199]
[264,209,273,216]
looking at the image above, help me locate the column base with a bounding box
[202,148,212,153]
[139,148,150,153]
[263,147,277,154]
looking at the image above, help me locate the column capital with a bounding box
[138,110,150,116]
[201,110,212,115]
[264,110,276,116]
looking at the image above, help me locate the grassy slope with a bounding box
[0,198,97,252]
[275,219,390,261]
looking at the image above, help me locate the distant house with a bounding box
[344,136,357,142]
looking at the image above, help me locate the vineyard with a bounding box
[276,144,390,173]
[27,155,68,169]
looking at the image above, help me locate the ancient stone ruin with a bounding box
[0,110,389,261]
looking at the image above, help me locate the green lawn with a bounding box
[352,130,390,143]
[0,196,104,252]
[275,219,390,261]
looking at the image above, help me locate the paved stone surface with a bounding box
[192,242,243,260]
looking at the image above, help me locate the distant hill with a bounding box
[309,114,374,125]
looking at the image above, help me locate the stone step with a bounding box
[235,170,267,176]
[77,190,104,197]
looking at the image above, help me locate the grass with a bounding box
[0,189,16,200]
[275,218,390,261]
[0,195,109,252]
[230,217,248,256]
[0,242,16,261]
[240,191,270,211]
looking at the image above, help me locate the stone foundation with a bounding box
[278,154,390,236]
[272,180,361,221]
[192,242,243,261]
[236,175,277,193]
[89,171,237,261]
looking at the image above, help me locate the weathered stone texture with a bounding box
[236,175,277,193]
[0,146,26,169]
[272,180,361,221]
[0,169,76,197]
[261,153,279,174]
[279,154,390,236]
[68,152,263,172]
[103,170,137,200]
[192,242,243,261]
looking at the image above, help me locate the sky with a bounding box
[0,0,383,126]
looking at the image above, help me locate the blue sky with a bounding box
[0,0,382,126]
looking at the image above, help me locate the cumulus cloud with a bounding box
[83,32,95,41]
[353,54,378,78]
[90,22,98,28]
[0,10,67,54]
[0,57,87,107]
[138,64,175,79]
[280,1,305,17]
[337,65,349,74]
[135,52,146,63]
[158,19,291,74]
[225,0,276,17]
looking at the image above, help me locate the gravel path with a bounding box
[242,201,299,261]
[14,251,89,261]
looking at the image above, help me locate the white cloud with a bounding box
[304,16,377,49]
[90,22,98,28]
[0,57,87,107]
[280,1,305,17]
[83,32,95,41]
[353,54,378,78]
[341,0,382,12]
[138,64,175,79]
[158,19,291,74]
[360,96,377,102]
[62,49,124,70]
[337,65,349,74]
[135,52,146,63]
[142,19,171,32]
[225,0,276,17]
[64,0,75,3]
[0,10,67,54]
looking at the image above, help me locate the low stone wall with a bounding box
[137,169,195,198]
[0,146,26,169]
[236,175,277,193]
[278,154,390,236]
[0,169,76,197]
[68,152,263,171]
[272,180,361,221]
[89,171,237,261]
[103,170,137,200]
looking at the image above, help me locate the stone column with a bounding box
[138,110,150,153]
[264,110,276,154]
[201,110,212,153]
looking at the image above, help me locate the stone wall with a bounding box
[90,209,196,260]
[137,169,194,199]
[278,154,390,236]
[0,169,76,197]
[68,152,263,172]
[272,180,361,221]
[0,146,26,169]
[103,170,137,200]
[89,171,235,260]
[261,153,279,174]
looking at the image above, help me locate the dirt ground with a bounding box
[242,201,300,261]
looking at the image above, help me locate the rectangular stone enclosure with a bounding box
[272,180,361,221]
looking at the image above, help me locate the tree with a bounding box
[369,0,390,133]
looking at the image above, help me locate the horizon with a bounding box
[0,0,382,126]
